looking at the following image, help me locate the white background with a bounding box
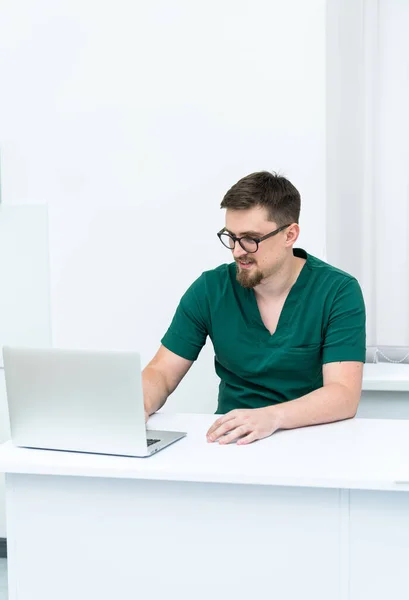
[326,0,409,348]
[0,0,326,538]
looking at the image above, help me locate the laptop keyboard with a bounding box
[147,438,160,447]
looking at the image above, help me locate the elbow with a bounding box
[346,391,361,420]
[336,383,360,420]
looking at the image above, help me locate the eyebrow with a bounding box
[225,228,263,237]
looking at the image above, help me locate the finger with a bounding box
[236,431,258,445]
[207,420,237,442]
[218,424,250,445]
[207,417,238,442]
[206,413,236,438]
[207,411,237,434]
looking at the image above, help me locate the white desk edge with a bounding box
[0,414,409,493]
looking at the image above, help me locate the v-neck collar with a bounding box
[244,248,310,339]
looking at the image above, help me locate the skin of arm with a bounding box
[206,361,364,444]
[142,345,193,420]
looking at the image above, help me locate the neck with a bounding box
[254,253,304,300]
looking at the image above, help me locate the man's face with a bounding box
[224,206,292,289]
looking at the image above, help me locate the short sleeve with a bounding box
[322,277,366,364]
[161,274,209,361]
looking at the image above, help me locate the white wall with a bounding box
[0,375,8,540]
[0,0,326,536]
[326,0,409,348]
[0,206,51,538]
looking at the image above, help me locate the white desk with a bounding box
[1,413,409,600]
[360,364,409,419]
[363,363,409,392]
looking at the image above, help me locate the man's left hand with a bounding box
[206,407,281,445]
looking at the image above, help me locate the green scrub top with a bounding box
[161,249,366,414]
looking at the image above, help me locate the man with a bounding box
[142,171,366,445]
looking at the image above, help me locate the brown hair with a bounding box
[220,171,301,226]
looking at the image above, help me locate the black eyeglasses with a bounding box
[217,224,292,253]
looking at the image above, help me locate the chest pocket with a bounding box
[273,345,322,384]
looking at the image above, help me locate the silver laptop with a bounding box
[2,346,186,457]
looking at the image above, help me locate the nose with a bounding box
[232,242,248,260]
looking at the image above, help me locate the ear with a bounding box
[285,224,300,246]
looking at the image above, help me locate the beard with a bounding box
[235,260,264,288]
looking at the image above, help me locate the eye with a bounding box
[219,233,235,249]
[240,237,258,252]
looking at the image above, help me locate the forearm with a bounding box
[271,383,359,431]
[142,365,170,416]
